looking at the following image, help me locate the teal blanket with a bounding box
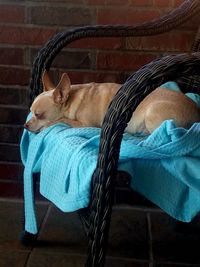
[20,82,200,234]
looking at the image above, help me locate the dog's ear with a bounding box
[42,70,55,91]
[53,73,71,104]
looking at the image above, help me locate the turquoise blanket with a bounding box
[20,82,200,234]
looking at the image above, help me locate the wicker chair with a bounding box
[21,0,200,266]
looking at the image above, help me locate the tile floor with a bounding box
[0,197,200,267]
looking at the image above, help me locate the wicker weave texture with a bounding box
[85,53,200,266]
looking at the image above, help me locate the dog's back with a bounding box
[65,82,122,127]
[127,88,200,134]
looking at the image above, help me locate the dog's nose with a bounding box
[24,123,29,130]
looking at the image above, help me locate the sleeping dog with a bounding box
[24,71,200,134]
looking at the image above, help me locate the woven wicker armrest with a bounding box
[87,53,200,266]
[29,0,199,102]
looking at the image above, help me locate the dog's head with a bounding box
[24,71,71,133]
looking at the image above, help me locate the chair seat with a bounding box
[21,1,200,266]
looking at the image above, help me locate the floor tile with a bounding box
[0,200,49,251]
[2,198,200,267]
[107,207,149,260]
[150,212,200,264]
[27,252,150,267]
[35,205,149,260]
[155,263,200,267]
[115,188,155,207]
[105,257,149,267]
[0,251,29,267]
[26,252,86,267]
[34,205,87,255]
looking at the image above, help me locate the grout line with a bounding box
[23,205,52,266]
[0,104,28,110]
[154,261,200,266]
[147,212,154,267]
[23,250,34,267]
[113,204,164,213]
[0,160,23,164]
[0,124,24,128]
[0,197,164,214]
[0,197,49,205]
[0,142,20,147]
[0,197,23,203]
[36,204,52,236]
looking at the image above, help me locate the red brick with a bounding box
[67,71,124,84]
[106,0,129,5]
[97,51,156,71]
[0,163,23,180]
[125,31,194,52]
[173,0,185,7]
[0,125,24,144]
[86,0,106,5]
[129,0,153,6]
[0,47,24,65]
[0,25,57,46]
[64,0,84,3]
[0,181,23,198]
[30,48,93,69]
[68,37,123,50]
[29,6,94,26]
[0,5,25,23]
[97,8,161,25]
[0,106,27,125]
[178,13,200,31]
[0,144,21,162]
[0,180,43,199]
[37,0,84,3]
[170,31,195,51]
[0,67,30,86]
[153,0,173,7]
[0,87,28,106]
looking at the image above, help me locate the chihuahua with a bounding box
[24,71,200,134]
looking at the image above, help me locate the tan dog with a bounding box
[24,71,200,134]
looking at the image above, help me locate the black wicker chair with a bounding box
[21,0,200,266]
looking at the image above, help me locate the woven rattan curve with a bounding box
[30,0,199,103]
[85,53,200,266]
[192,26,200,52]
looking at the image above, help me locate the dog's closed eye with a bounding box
[35,112,44,119]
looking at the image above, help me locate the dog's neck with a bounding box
[60,85,86,121]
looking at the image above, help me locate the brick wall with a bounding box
[0,0,199,198]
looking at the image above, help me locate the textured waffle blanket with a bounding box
[21,83,200,234]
